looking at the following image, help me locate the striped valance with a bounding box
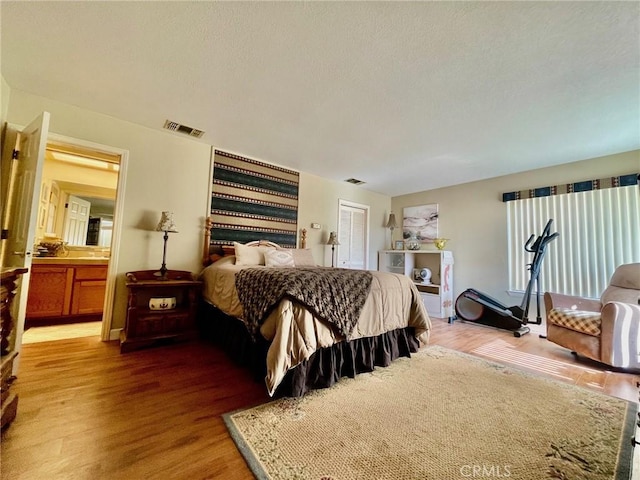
[210,150,299,248]
[502,173,638,202]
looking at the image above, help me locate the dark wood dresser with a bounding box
[1,267,28,430]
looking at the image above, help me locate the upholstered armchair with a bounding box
[544,263,640,370]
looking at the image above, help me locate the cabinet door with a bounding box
[71,280,106,315]
[379,251,407,275]
[26,267,73,317]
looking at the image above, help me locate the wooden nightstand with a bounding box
[120,270,202,353]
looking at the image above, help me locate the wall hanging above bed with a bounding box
[210,150,299,248]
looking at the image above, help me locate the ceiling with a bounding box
[2,2,638,197]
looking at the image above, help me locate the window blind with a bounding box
[507,185,640,299]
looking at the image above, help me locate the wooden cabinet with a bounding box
[26,263,107,325]
[120,270,201,353]
[25,266,74,318]
[1,268,27,430]
[379,250,455,321]
[71,266,108,315]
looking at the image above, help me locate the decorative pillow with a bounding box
[289,248,316,266]
[234,242,264,266]
[234,242,277,265]
[264,249,295,268]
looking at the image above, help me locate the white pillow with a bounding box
[289,248,316,266]
[234,242,264,266]
[264,249,295,268]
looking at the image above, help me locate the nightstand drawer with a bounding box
[132,312,190,337]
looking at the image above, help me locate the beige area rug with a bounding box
[224,346,636,480]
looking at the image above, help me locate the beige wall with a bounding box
[5,88,392,331]
[6,85,637,329]
[1,75,9,127]
[7,88,212,330]
[392,150,640,309]
[1,75,13,222]
[298,171,391,269]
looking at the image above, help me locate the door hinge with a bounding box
[1,229,8,240]
[12,149,18,160]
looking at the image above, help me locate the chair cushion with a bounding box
[547,308,602,337]
[609,263,640,290]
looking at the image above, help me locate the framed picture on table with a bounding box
[394,240,405,250]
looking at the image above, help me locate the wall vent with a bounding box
[163,120,205,138]
[345,178,365,185]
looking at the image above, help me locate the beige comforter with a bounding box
[200,256,431,395]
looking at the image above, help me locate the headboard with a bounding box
[202,217,281,266]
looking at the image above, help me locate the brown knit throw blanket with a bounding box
[235,267,373,340]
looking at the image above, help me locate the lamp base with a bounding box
[155,231,170,280]
[153,270,169,280]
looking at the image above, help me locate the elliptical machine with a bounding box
[455,219,559,337]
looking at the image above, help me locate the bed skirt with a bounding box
[197,300,420,397]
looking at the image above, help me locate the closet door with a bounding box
[337,200,369,270]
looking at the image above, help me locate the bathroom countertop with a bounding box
[32,257,109,266]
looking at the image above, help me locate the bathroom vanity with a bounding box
[26,257,108,326]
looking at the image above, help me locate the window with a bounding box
[507,185,639,299]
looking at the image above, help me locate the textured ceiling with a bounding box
[2,1,638,196]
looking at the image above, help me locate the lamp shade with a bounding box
[156,211,178,233]
[326,231,340,245]
[385,213,398,229]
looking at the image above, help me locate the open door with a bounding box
[3,112,50,373]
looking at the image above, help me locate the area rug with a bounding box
[223,346,636,480]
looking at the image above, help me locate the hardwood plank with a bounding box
[1,317,638,479]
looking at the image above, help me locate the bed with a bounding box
[199,236,431,397]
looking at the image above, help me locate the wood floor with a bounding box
[21,321,102,344]
[1,317,638,480]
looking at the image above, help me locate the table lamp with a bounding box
[326,231,340,267]
[156,211,178,279]
[385,212,398,249]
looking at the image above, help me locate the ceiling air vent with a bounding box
[345,178,365,185]
[163,120,205,139]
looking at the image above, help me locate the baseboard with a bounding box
[108,328,122,341]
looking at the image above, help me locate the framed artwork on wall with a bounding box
[403,204,438,244]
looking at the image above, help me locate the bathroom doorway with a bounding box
[25,136,127,343]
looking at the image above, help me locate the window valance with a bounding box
[502,173,638,202]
